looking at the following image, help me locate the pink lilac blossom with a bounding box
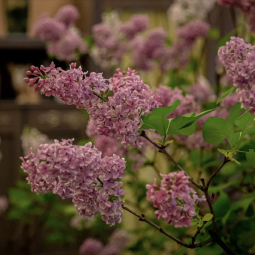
[146,171,205,227]
[132,28,168,71]
[0,196,8,215]
[99,245,120,255]
[218,37,255,113]
[33,14,65,42]
[220,92,240,109]
[178,21,210,43]
[79,238,103,255]
[176,131,214,150]
[21,127,52,156]
[168,0,216,26]
[55,5,80,27]
[154,86,199,118]
[20,139,126,225]
[109,229,129,250]
[48,27,87,61]
[190,76,215,104]
[120,14,148,40]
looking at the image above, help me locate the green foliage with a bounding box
[202,214,213,222]
[246,149,255,167]
[203,117,233,144]
[216,87,236,105]
[208,28,220,40]
[141,100,181,136]
[213,192,231,219]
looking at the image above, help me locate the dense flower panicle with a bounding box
[33,14,65,42]
[21,127,52,156]
[21,139,126,225]
[177,21,210,43]
[154,86,199,118]
[168,0,216,26]
[146,171,205,227]
[0,196,8,215]
[55,5,80,27]
[219,37,255,113]
[48,27,87,61]
[89,68,160,147]
[218,37,255,90]
[220,92,240,109]
[120,14,148,39]
[190,76,215,104]
[176,131,214,150]
[79,238,103,255]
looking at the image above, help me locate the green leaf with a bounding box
[167,109,215,136]
[226,102,242,125]
[208,180,239,193]
[203,117,234,144]
[218,149,226,155]
[191,218,199,225]
[246,149,255,168]
[175,121,196,135]
[197,219,204,227]
[208,27,220,40]
[202,213,213,222]
[216,87,236,105]
[229,132,242,148]
[242,126,255,137]
[213,192,231,218]
[141,100,181,136]
[235,110,255,128]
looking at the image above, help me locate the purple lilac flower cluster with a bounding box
[91,13,148,70]
[21,139,126,226]
[153,21,210,71]
[219,0,255,32]
[146,171,205,227]
[154,85,199,118]
[24,63,160,148]
[218,37,255,113]
[79,229,129,255]
[33,5,87,61]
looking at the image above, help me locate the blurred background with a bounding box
[0,1,241,255]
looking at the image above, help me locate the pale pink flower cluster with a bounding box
[154,86,199,118]
[176,131,214,150]
[0,196,8,215]
[168,0,216,26]
[24,62,160,148]
[146,171,205,227]
[220,92,240,109]
[33,5,87,61]
[218,37,255,113]
[190,76,215,104]
[79,229,129,255]
[153,21,209,71]
[91,12,148,70]
[21,139,126,226]
[21,127,52,156]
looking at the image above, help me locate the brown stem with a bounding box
[140,131,203,189]
[192,222,206,245]
[207,158,230,188]
[122,205,213,248]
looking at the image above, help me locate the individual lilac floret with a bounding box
[55,5,80,27]
[33,14,65,42]
[146,171,205,227]
[218,37,255,90]
[21,139,126,225]
[79,238,103,255]
[120,14,149,39]
[154,86,199,118]
[178,21,210,43]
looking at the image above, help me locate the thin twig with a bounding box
[192,221,206,245]
[207,158,230,188]
[121,204,213,248]
[140,131,203,189]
